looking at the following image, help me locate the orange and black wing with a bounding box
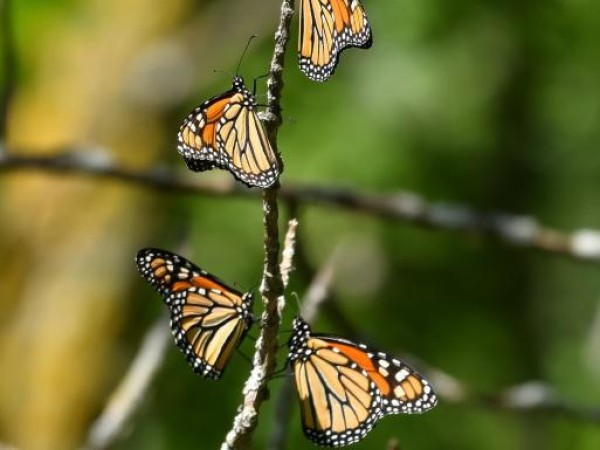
[288,317,436,447]
[298,0,372,82]
[177,76,281,188]
[136,248,254,379]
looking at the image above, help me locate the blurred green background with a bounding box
[1,0,600,449]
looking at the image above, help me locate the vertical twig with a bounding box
[220,1,295,449]
[584,299,600,376]
[0,0,16,138]
[279,218,298,289]
[292,229,361,340]
[268,248,338,450]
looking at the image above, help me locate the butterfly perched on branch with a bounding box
[287,317,437,447]
[136,248,254,379]
[298,0,373,82]
[177,76,281,188]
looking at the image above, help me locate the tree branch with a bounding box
[81,314,171,450]
[268,248,338,450]
[2,148,599,265]
[279,218,298,290]
[220,1,294,449]
[429,369,600,424]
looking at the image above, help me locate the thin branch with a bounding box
[297,247,338,323]
[0,148,249,195]
[220,1,294,449]
[268,249,338,450]
[81,314,171,450]
[584,299,600,377]
[429,368,600,424]
[279,218,298,289]
[2,148,599,265]
[291,226,363,341]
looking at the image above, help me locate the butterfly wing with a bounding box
[292,336,381,447]
[178,91,234,172]
[215,90,281,188]
[299,0,372,82]
[288,318,436,447]
[177,77,280,188]
[320,336,437,416]
[136,248,254,379]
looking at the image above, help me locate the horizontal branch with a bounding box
[430,369,600,424]
[2,147,600,263]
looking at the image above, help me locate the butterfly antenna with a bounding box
[269,359,291,380]
[291,291,302,315]
[237,349,253,367]
[213,68,234,78]
[233,281,250,293]
[253,72,269,96]
[269,368,291,381]
[235,34,258,76]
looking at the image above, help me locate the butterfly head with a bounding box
[287,316,312,362]
[240,291,255,317]
[231,75,257,105]
[232,76,246,91]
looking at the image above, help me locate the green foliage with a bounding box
[7,0,600,448]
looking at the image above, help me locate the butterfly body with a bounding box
[177,76,280,188]
[136,248,254,379]
[299,0,372,82]
[288,317,437,447]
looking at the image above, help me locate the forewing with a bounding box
[324,336,438,416]
[136,248,210,298]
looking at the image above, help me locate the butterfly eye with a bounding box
[136,248,254,379]
[298,0,372,82]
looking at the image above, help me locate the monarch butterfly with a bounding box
[287,317,437,447]
[298,0,373,82]
[177,76,281,188]
[136,248,254,379]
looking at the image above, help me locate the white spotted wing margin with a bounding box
[287,317,437,447]
[298,0,373,82]
[177,76,281,188]
[136,248,254,380]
